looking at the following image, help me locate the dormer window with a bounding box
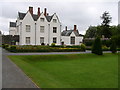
[53,19,57,23]
[40,18,44,22]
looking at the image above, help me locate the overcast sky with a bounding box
[0,0,119,35]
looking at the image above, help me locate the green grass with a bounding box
[8,53,118,88]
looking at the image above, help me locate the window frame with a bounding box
[40,26,45,33]
[71,37,75,44]
[53,19,57,23]
[26,37,30,45]
[53,27,57,33]
[40,18,44,22]
[26,25,31,32]
[53,37,57,43]
[40,37,44,44]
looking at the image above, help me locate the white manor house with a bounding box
[9,7,83,45]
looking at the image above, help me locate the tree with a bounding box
[100,11,112,38]
[92,37,103,55]
[110,40,117,53]
[84,26,97,38]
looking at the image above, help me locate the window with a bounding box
[53,19,57,23]
[26,25,30,32]
[40,37,44,44]
[40,18,44,22]
[40,26,44,33]
[71,37,75,44]
[53,27,57,33]
[26,37,30,44]
[53,37,57,43]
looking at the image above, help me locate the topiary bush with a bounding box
[92,37,103,55]
[80,44,86,51]
[110,40,117,53]
[51,43,56,47]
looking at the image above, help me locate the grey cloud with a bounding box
[0,1,118,35]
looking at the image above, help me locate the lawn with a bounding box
[8,53,118,88]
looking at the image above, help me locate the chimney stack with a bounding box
[44,8,47,16]
[74,25,77,31]
[65,26,67,31]
[29,7,33,15]
[38,7,40,16]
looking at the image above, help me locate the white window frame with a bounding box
[53,37,57,43]
[53,27,57,33]
[53,19,57,23]
[40,18,44,22]
[40,26,45,33]
[26,37,30,45]
[26,25,30,32]
[40,37,44,44]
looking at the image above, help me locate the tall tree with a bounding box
[100,11,112,38]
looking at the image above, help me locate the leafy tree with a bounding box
[84,26,97,38]
[92,37,103,55]
[100,11,112,38]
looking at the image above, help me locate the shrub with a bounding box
[92,37,103,55]
[80,44,86,51]
[110,40,117,53]
[2,44,9,49]
[51,43,56,47]
[102,45,109,51]
[10,45,16,52]
[41,43,45,46]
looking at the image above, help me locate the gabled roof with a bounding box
[18,12,54,22]
[45,15,54,22]
[61,30,81,36]
[10,22,16,27]
[18,12,26,20]
[32,14,39,21]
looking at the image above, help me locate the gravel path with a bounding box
[2,48,38,88]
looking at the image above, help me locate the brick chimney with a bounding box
[44,8,47,16]
[74,25,77,31]
[38,7,40,16]
[65,26,67,31]
[29,7,33,15]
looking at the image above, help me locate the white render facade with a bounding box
[9,7,83,45]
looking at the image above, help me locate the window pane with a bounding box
[26,25,30,32]
[71,37,75,44]
[53,37,57,43]
[53,27,57,33]
[40,37,44,44]
[40,26,44,33]
[40,18,44,22]
[53,19,57,23]
[26,37,30,44]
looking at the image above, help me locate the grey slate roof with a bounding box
[61,30,81,36]
[18,12,26,20]
[18,12,53,22]
[10,22,16,27]
[45,15,54,22]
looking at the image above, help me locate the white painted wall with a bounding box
[10,10,83,45]
[9,27,17,36]
[61,31,83,45]
[20,11,35,45]
[49,14,61,45]
[36,13,49,45]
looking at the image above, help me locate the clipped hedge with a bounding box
[5,45,83,52]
